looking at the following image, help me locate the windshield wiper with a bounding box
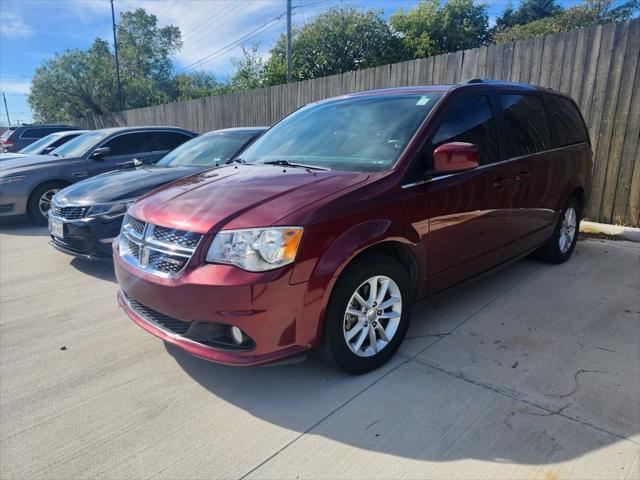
[262,159,330,171]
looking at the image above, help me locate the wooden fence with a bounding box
[75,19,640,226]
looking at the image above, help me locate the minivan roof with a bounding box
[345,80,556,97]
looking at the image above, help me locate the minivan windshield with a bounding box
[239,93,441,172]
[51,130,110,158]
[19,133,60,154]
[156,132,255,167]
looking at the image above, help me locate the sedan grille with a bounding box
[119,214,202,277]
[50,205,90,220]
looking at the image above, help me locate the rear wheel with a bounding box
[535,196,581,264]
[27,181,67,225]
[319,255,413,374]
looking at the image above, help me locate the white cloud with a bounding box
[0,79,31,95]
[0,12,33,38]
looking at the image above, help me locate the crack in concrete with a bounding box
[545,369,607,398]
[411,358,636,445]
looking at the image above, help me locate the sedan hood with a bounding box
[55,165,201,205]
[0,153,72,174]
[130,164,369,233]
[0,152,29,162]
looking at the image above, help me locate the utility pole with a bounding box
[286,0,292,83]
[2,93,10,126]
[110,0,123,110]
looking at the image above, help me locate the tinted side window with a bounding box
[50,134,81,149]
[431,95,499,165]
[500,94,551,157]
[103,132,153,156]
[549,96,589,147]
[148,132,192,151]
[20,128,55,139]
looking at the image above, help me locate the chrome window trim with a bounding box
[400,142,589,189]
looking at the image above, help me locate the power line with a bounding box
[182,1,248,43]
[180,12,287,72]
[183,3,249,48]
[183,17,285,73]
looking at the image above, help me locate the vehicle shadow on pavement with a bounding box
[0,222,49,237]
[161,241,639,469]
[69,258,116,283]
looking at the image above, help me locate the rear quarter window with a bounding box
[499,94,552,157]
[549,95,589,147]
[19,128,57,139]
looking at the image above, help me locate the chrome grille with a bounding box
[50,205,89,220]
[119,214,202,277]
[152,226,201,249]
[129,217,145,235]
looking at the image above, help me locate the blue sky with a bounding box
[0,0,573,125]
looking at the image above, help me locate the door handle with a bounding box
[493,176,510,188]
[513,170,531,181]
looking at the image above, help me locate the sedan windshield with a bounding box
[19,133,60,154]
[240,93,442,172]
[156,132,255,167]
[51,130,110,158]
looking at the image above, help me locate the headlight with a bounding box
[87,200,135,219]
[0,175,26,185]
[206,227,303,272]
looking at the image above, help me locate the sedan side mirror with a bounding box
[43,146,56,154]
[433,142,479,174]
[90,146,111,159]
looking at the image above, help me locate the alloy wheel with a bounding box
[559,206,577,253]
[343,275,402,357]
[38,188,60,219]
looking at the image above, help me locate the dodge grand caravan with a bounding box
[114,81,592,374]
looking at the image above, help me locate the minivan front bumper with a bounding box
[113,238,312,366]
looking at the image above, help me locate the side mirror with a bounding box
[43,146,55,154]
[433,142,479,174]
[90,146,110,159]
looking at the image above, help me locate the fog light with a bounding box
[230,326,244,345]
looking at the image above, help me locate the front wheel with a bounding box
[535,196,581,264]
[319,255,413,374]
[27,181,67,225]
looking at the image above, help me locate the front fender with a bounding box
[292,218,423,349]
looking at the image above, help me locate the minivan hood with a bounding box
[55,165,201,205]
[130,164,369,233]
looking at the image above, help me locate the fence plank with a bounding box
[585,22,618,221]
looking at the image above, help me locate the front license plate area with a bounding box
[49,218,64,238]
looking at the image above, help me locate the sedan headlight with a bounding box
[87,200,135,219]
[0,175,26,185]
[206,227,303,272]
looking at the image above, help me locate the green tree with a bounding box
[174,72,229,101]
[496,0,562,29]
[390,0,490,59]
[29,8,183,120]
[229,44,267,91]
[264,7,404,84]
[493,0,639,42]
[29,39,117,121]
[116,8,182,107]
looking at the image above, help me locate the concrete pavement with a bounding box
[1,225,638,479]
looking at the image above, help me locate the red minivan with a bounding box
[114,81,592,374]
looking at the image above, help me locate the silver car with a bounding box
[0,126,196,224]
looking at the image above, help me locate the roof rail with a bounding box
[466,79,484,84]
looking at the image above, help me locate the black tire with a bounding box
[319,254,414,374]
[27,181,67,225]
[534,196,582,264]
